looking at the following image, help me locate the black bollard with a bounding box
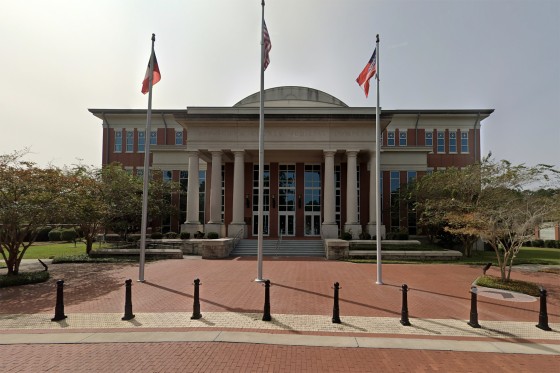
[400,284,411,326]
[536,288,551,331]
[467,286,481,328]
[191,278,202,320]
[262,279,271,321]
[51,280,67,322]
[332,282,341,324]
[122,279,135,321]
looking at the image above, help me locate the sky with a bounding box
[1,0,559,169]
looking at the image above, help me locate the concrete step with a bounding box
[232,240,324,257]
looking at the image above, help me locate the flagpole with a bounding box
[256,0,266,282]
[375,34,383,285]
[139,33,156,283]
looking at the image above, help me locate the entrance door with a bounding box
[278,164,296,237]
[252,164,270,236]
[304,165,321,236]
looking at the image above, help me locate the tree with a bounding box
[475,159,559,281]
[0,151,68,275]
[412,165,482,257]
[412,156,559,281]
[64,165,106,254]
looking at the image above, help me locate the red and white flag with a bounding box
[263,20,271,70]
[356,48,377,98]
[141,52,161,94]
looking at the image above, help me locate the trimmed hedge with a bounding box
[207,232,219,239]
[151,232,163,239]
[35,226,53,242]
[386,232,409,240]
[180,232,190,239]
[164,232,178,239]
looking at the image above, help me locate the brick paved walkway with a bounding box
[1,257,559,372]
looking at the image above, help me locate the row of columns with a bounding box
[184,149,377,238]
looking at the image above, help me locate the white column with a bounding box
[208,150,222,224]
[231,150,245,224]
[345,150,359,225]
[186,151,200,224]
[323,151,336,224]
[368,151,376,225]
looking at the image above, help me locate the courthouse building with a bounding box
[89,86,493,240]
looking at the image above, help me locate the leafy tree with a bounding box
[412,165,482,257]
[412,156,559,281]
[0,151,67,275]
[64,165,106,254]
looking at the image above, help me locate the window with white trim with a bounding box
[461,131,469,153]
[399,131,407,146]
[114,130,122,152]
[425,131,433,148]
[437,131,445,153]
[150,130,157,145]
[387,131,395,146]
[126,131,134,152]
[175,130,183,145]
[138,131,145,152]
[449,131,457,153]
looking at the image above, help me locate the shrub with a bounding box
[0,271,50,288]
[194,231,205,239]
[35,226,52,242]
[341,231,352,240]
[164,232,178,239]
[544,240,557,248]
[524,240,532,247]
[532,239,545,248]
[207,232,219,239]
[104,234,122,242]
[359,232,371,240]
[48,228,63,241]
[386,232,409,240]
[180,232,190,239]
[60,228,78,242]
[126,234,142,243]
[151,232,163,239]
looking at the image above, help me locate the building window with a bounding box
[114,130,122,153]
[136,168,143,178]
[175,130,183,145]
[304,165,321,236]
[335,165,341,235]
[461,131,469,153]
[198,170,206,224]
[437,131,445,153]
[407,171,417,235]
[163,170,173,182]
[449,131,457,153]
[390,171,400,231]
[138,131,145,153]
[126,131,134,153]
[399,131,407,146]
[150,131,157,145]
[387,131,395,146]
[221,165,225,223]
[252,164,270,236]
[179,171,188,224]
[425,131,433,148]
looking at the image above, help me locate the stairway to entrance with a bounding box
[231,240,325,257]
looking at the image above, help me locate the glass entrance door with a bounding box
[252,164,270,236]
[278,165,296,237]
[304,165,321,236]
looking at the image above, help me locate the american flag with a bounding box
[263,20,271,70]
[356,48,377,98]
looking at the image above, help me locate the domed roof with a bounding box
[234,86,348,108]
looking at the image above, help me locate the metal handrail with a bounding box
[232,227,244,251]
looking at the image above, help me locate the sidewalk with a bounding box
[1,257,559,371]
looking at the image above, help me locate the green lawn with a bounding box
[21,242,86,259]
